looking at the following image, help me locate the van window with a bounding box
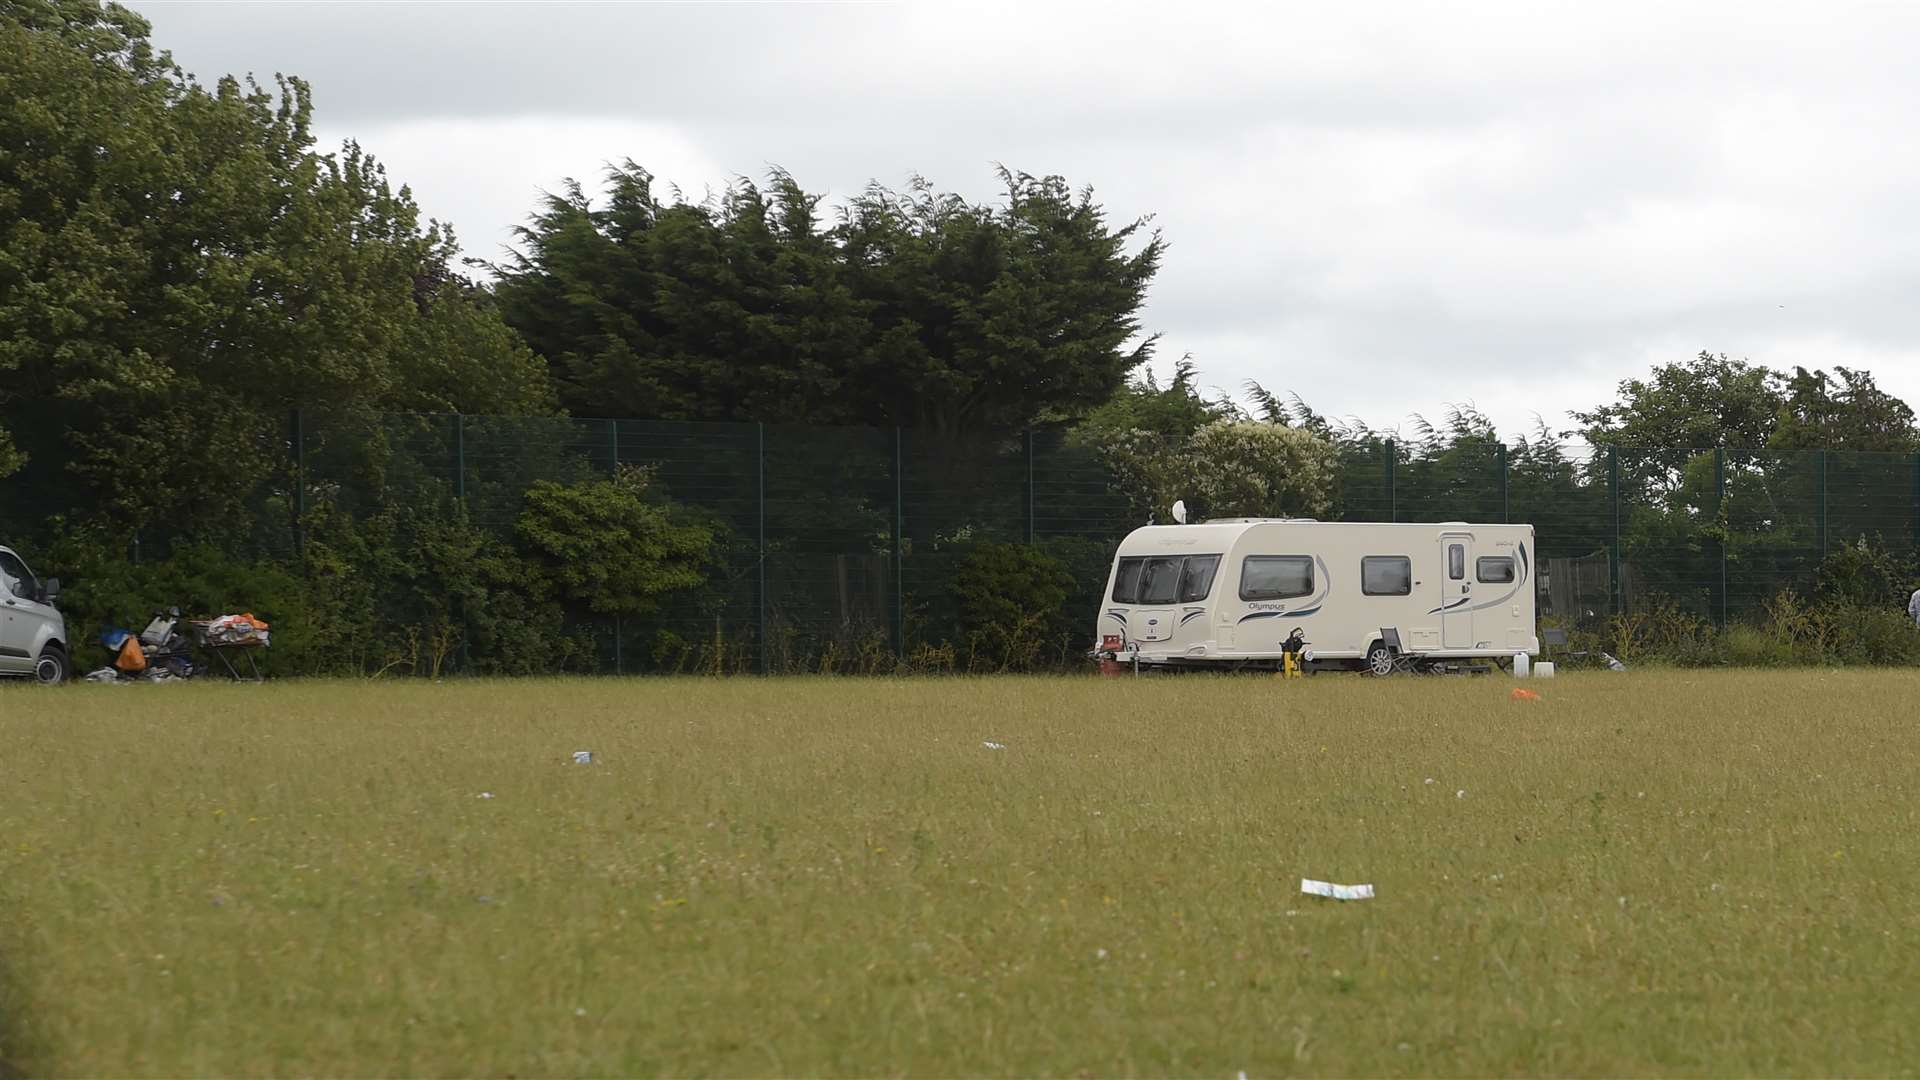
[1447,544,1465,580]
[1361,555,1412,596]
[1111,557,1145,604]
[1139,557,1182,605]
[1477,556,1515,583]
[0,551,32,599]
[1240,556,1313,601]
[1178,555,1220,603]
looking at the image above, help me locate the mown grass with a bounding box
[1,670,1917,1077]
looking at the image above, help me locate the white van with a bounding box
[0,545,69,684]
[1095,519,1538,674]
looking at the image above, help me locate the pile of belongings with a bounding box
[85,624,186,683]
[204,612,270,647]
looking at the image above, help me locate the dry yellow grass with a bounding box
[2,670,1918,1076]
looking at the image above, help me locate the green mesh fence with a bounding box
[19,409,1914,673]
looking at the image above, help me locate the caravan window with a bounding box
[1113,554,1225,604]
[1477,556,1515,583]
[1447,544,1466,580]
[1361,555,1412,596]
[1178,555,1220,602]
[1139,558,1183,605]
[1239,556,1314,601]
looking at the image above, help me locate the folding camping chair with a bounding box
[1540,627,1589,665]
[1370,627,1425,676]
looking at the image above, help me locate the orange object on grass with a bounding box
[1510,688,1541,701]
[115,636,147,673]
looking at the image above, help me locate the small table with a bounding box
[189,622,267,682]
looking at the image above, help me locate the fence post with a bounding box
[1816,448,1828,562]
[1384,439,1396,523]
[1025,428,1035,544]
[1497,442,1509,523]
[1609,447,1622,615]
[290,407,305,559]
[758,423,768,677]
[892,427,905,660]
[607,418,619,474]
[453,413,466,505]
[1715,448,1727,627]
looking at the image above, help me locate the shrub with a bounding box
[948,541,1077,671]
[516,465,717,618]
[1816,537,1916,608]
[1722,624,1795,667]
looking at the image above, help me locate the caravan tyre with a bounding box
[34,644,70,685]
[1364,641,1394,677]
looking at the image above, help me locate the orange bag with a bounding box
[115,635,148,673]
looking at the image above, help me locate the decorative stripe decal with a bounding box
[1465,543,1531,612]
[1427,544,1532,614]
[0,646,26,659]
[1237,611,1285,623]
[1179,610,1207,625]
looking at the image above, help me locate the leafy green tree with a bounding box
[1077,357,1233,448]
[494,164,1162,431]
[1770,366,1919,453]
[1572,352,1783,452]
[0,0,553,541]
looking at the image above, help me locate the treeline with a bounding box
[5,1,1920,675]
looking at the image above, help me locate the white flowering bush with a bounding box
[1099,420,1337,521]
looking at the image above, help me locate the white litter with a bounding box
[572,750,594,765]
[1457,789,1467,799]
[1300,878,1374,901]
[982,741,1006,750]
[477,792,495,800]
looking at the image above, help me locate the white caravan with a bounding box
[1094,519,1539,674]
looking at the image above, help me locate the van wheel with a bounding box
[1364,641,1394,677]
[34,644,70,685]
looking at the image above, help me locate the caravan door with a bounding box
[1440,532,1474,649]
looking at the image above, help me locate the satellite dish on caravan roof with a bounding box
[1171,500,1188,524]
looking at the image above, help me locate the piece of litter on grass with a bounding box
[477,792,495,800]
[1511,687,1540,701]
[1424,777,1435,785]
[572,750,594,765]
[1457,789,1467,799]
[1300,878,1374,901]
[982,741,1006,750]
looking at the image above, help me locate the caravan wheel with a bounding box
[1364,642,1394,677]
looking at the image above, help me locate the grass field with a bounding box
[2,670,1917,1076]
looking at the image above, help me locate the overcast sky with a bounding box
[139,0,1920,438]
